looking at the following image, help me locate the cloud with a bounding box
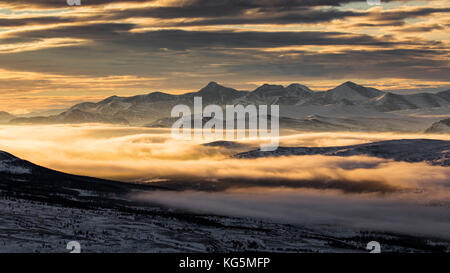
[1,124,449,238]
[4,24,397,49]
[0,0,393,9]
[0,1,448,109]
[0,125,448,189]
[0,0,154,8]
[5,24,446,83]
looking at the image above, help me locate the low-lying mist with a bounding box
[134,188,450,239]
[1,124,450,238]
[0,124,448,183]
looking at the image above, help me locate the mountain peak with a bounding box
[327,81,384,101]
[205,81,220,88]
[287,83,313,93]
[198,81,228,93]
[254,84,283,92]
[194,82,245,104]
[207,81,219,86]
[100,95,120,104]
[341,81,359,88]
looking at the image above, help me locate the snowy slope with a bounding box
[0,151,31,174]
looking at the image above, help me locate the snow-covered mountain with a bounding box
[239,83,313,105]
[235,139,450,167]
[9,82,450,127]
[327,81,384,101]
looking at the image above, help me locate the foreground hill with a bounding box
[0,150,160,207]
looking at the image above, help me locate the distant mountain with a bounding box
[66,82,249,125]
[437,89,450,101]
[426,118,450,134]
[368,92,419,112]
[318,81,384,103]
[239,83,312,105]
[0,111,15,123]
[17,108,67,118]
[10,82,450,126]
[10,109,129,125]
[235,139,450,167]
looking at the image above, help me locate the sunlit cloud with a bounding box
[0,1,448,112]
[0,125,448,184]
[2,124,449,238]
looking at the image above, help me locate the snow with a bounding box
[0,151,31,174]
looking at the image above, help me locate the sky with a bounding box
[0,0,449,114]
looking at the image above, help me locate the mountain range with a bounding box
[6,81,450,131]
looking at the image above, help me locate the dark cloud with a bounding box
[396,24,445,33]
[373,7,450,22]
[0,33,447,89]
[0,0,154,8]
[0,16,75,27]
[0,0,388,8]
[1,1,447,29]
[0,1,447,90]
[0,8,362,28]
[6,23,396,49]
[142,9,363,26]
[230,48,450,81]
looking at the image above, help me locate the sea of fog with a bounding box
[1,124,450,238]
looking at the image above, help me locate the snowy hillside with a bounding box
[0,151,31,174]
[0,111,15,123]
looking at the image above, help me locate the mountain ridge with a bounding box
[234,139,450,167]
[8,82,450,126]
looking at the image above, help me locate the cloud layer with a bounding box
[0,1,448,113]
[1,124,450,239]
